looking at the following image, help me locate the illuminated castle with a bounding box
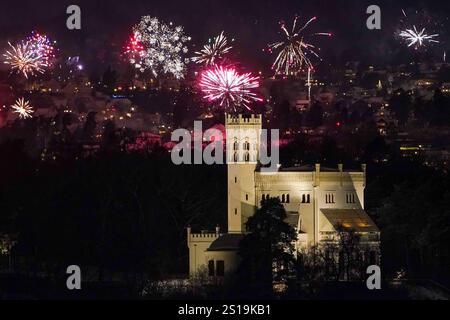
[187,114,380,277]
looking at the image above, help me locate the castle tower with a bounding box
[226,114,262,233]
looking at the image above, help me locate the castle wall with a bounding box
[187,230,220,277]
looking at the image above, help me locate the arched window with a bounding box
[233,152,238,162]
[286,194,290,203]
[245,152,250,162]
[233,139,239,151]
[281,194,286,203]
[244,138,250,151]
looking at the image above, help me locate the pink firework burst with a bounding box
[27,32,56,67]
[199,66,262,111]
[125,35,146,72]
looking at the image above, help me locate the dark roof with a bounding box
[207,234,244,252]
[278,165,316,172]
[321,209,379,232]
[259,165,362,173]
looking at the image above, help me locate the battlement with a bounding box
[190,233,219,239]
[226,114,262,125]
[187,226,222,245]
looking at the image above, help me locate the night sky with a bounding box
[1,0,449,74]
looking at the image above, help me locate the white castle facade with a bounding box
[187,114,380,278]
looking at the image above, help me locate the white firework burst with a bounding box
[129,16,191,79]
[399,26,439,48]
[192,31,233,66]
[269,15,331,76]
[11,98,34,119]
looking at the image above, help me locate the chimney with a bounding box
[338,164,344,187]
[187,226,192,245]
[362,164,367,187]
[314,164,321,187]
[216,225,221,237]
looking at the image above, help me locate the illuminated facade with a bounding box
[187,114,380,277]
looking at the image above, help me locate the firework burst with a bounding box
[27,32,56,66]
[399,26,439,48]
[199,66,262,111]
[268,15,331,76]
[3,32,55,78]
[397,9,440,50]
[127,16,191,79]
[11,98,34,119]
[3,41,46,78]
[125,35,146,71]
[192,32,233,66]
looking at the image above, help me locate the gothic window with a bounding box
[326,193,335,204]
[281,194,286,203]
[302,194,311,204]
[286,194,290,204]
[233,139,239,151]
[244,139,250,151]
[346,193,356,204]
[233,152,238,162]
